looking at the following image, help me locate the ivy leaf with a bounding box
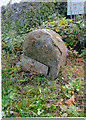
[59,20,63,26]
[56,29,60,32]
[50,104,56,109]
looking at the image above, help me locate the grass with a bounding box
[1,29,85,117]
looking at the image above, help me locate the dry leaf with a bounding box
[76,58,82,62]
[30,76,33,80]
[65,94,75,105]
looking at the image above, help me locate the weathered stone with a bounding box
[21,54,48,75]
[22,29,67,79]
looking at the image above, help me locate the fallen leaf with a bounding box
[76,58,82,62]
[65,94,75,105]
[3,91,6,94]
[30,76,33,80]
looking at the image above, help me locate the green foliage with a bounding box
[2,30,25,53]
[79,49,86,57]
[62,78,82,98]
[41,17,85,53]
[2,3,63,34]
[2,63,84,117]
[1,3,85,55]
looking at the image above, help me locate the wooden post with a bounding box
[70,0,72,19]
[84,1,86,27]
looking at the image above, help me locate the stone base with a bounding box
[21,54,48,75]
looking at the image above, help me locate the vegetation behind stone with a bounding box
[1,2,85,55]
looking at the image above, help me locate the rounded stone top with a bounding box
[22,29,67,78]
[23,29,67,65]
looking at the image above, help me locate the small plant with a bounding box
[62,78,82,98]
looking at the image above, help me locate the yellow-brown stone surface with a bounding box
[22,29,67,78]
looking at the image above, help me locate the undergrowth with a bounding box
[1,2,85,118]
[2,39,85,117]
